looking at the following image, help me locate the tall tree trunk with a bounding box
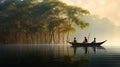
[62,32,65,44]
[58,32,60,43]
[49,31,53,44]
[67,30,69,41]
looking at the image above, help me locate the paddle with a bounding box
[87,33,90,42]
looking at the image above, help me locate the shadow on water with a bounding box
[72,46,106,56]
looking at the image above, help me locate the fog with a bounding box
[72,15,120,46]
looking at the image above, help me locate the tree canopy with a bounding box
[0,0,90,44]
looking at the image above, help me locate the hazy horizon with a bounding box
[68,15,120,46]
[61,0,120,26]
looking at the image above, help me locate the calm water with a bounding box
[0,44,120,67]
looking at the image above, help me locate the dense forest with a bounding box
[0,0,90,44]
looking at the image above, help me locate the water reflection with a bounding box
[72,46,106,56]
[0,44,120,67]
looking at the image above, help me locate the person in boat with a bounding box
[92,38,96,43]
[73,37,77,43]
[83,37,88,43]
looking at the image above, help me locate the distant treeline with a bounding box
[0,0,90,44]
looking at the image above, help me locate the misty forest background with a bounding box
[0,0,90,44]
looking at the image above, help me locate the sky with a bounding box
[61,0,120,26]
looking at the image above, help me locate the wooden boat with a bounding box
[67,40,107,47]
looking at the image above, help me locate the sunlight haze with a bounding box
[61,0,120,26]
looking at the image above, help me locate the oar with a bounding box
[87,33,90,42]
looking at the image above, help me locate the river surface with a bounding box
[0,44,120,67]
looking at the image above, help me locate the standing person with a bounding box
[73,37,77,43]
[83,37,88,43]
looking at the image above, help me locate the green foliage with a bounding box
[0,0,90,43]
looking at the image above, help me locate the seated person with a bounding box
[73,37,77,43]
[83,37,88,43]
[92,38,96,43]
